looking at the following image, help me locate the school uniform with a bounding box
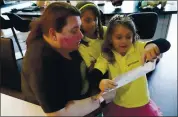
[90,39,171,116]
[95,41,150,108]
[79,26,107,67]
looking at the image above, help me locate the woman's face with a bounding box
[111,25,133,56]
[81,10,97,35]
[55,16,83,51]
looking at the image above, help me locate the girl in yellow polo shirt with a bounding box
[89,14,171,116]
[76,2,107,69]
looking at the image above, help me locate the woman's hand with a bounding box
[141,43,160,65]
[99,79,117,92]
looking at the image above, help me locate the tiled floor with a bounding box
[148,14,177,116]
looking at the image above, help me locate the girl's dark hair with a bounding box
[26,2,80,47]
[102,14,140,64]
[76,2,104,46]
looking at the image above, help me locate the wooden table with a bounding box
[1,93,45,116]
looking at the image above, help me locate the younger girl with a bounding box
[90,14,171,116]
[76,2,107,68]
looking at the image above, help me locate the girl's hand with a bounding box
[93,89,117,104]
[102,89,117,104]
[99,79,117,92]
[141,43,160,65]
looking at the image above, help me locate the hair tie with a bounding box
[79,3,97,11]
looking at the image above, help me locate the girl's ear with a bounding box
[134,33,139,43]
[131,35,135,43]
[109,37,113,46]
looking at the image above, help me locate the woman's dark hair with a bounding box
[76,2,104,46]
[102,14,140,64]
[26,2,80,47]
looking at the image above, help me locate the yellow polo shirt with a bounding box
[94,41,150,108]
[79,26,107,67]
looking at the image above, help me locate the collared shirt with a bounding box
[94,41,150,108]
[79,26,107,67]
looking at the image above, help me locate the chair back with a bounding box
[0,38,21,91]
[0,16,12,29]
[99,10,105,25]
[128,12,158,39]
[4,13,31,32]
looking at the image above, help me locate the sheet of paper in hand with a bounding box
[102,59,156,96]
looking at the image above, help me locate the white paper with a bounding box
[102,59,156,95]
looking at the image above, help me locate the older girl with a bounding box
[76,2,107,68]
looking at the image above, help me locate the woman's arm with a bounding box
[46,88,117,116]
[88,68,104,89]
[141,38,171,64]
[46,97,100,116]
[88,54,109,89]
[145,38,171,53]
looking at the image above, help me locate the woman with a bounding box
[21,2,115,116]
